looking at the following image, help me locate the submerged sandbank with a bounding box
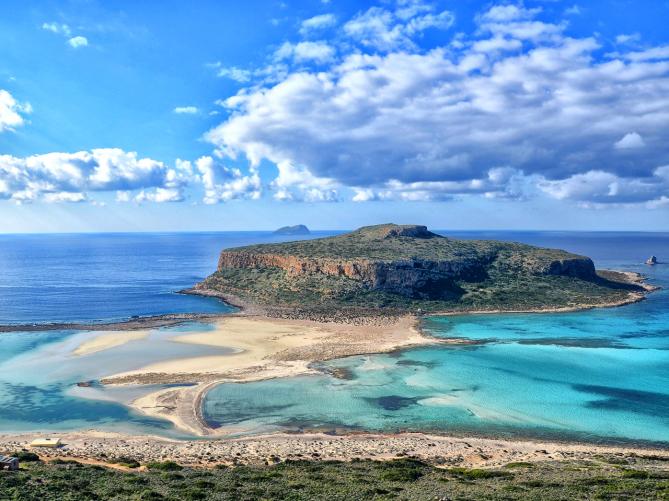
[72,330,151,356]
[101,315,433,435]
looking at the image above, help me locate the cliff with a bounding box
[197,224,643,316]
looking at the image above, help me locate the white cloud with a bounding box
[194,156,261,204]
[275,41,335,63]
[174,106,199,114]
[343,2,454,51]
[42,22,71,36]
[614,132,646,150]
[0,90,31,132]
[616,33,640,45]
[203,3,669,207]
[300,14,337,35]
[68,36,88,48]
[564,5,581,16]
[0,149,188,204]
[43,21,89,48]
[134,188,184,203]
[216,66,253,82]
[43,192,87,203]
[539,167,669,207]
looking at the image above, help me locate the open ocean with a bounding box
[0,231,667,444]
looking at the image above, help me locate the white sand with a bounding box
[72,330,150,357]
[102,315,433,435]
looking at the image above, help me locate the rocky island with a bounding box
[194,223,649,319]
[273,224,311,235]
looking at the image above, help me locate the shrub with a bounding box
[448,467,513,480]
[13,451,40,462]
[146,461,183,471]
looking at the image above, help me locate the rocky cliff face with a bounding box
[216,247,597,300]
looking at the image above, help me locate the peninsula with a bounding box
[193,223,649,319]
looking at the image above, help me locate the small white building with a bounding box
[30,437,62,448]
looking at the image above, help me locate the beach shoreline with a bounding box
[0,268,660,452]
[101,314,434,435]
[1,429,667,469]
[98,267,658,438]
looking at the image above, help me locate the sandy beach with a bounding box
[100,315,434,435]
[2,430,668,470]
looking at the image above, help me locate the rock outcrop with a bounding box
[214,224,597,300]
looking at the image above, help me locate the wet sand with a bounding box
[100,315,433,435]
[72,330,151,356]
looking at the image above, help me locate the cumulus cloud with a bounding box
[538,167,669,207]
[274,41,335,63]
[174,106,199,114]
[194,156,261,204]
[215,66,252,83]
[0,149,189,204]
[42,22,71,36]
[203,2,669,207]
[300,13,337,35]
[0,90,31,132]
[42,21,89,48]
[343,1,454,51]
[614,132,645,150]
[67,36,88,48]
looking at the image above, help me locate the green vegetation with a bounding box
[199,224,643,317]
[147,461,183,472]
[1,457,668,500]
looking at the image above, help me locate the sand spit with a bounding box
[72,330,151,356]
[2,431,667,470]
[101,315,433,435]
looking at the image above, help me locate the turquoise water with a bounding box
[203,235,669,445]
[0,231,667,443]
[0,323,232,436]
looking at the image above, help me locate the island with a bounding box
[194,223,650,319]
[273,224,311,235]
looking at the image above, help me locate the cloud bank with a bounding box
[204,1,669,207]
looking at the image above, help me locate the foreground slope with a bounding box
[195,224,646,317]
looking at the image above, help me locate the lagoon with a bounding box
[0,231,667,444]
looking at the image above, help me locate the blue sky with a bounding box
[1,0,668,232]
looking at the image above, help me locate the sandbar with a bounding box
[72,330,151,357]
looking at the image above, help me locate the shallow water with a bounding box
[0,323,233,436]
[203,232,669,445]
[0,231,667,441]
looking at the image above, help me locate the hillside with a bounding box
[195,224,646,317]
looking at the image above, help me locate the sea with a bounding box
[0,231,667,445]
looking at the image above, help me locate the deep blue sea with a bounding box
[0,231,667,444]
[0,232,335,324]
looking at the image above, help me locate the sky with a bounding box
[0,0,668,232]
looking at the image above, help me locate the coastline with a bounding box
[2,430,667,469]
[0,268,660,452]
[101,314,434,435]
[99,268,658,438]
